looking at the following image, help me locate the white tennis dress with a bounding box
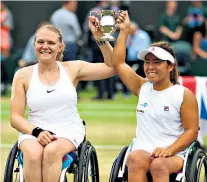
[132,81,187,159]
[18,61,85,148]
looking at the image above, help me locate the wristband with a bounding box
[96,40,106,46]
[32,127,44,138]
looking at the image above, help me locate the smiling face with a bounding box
[144,53,174,84]
[35,27,63,62]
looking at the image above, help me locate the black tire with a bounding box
[4,142,19,182]
[73,165,79,182]
[83,145,99,182]
[78,140,99,182]
[109,146,128,182]
[190,149,207,182]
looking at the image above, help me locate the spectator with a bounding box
[18,35,37,67]
[159,1,183,43]
[182,0,207,44]
[0,1,14,60]
[83,1,115,100]
[127,22,151,71]
[110,0,120,12]
[50,0,82,61]
[1,1,14,95]
[193,21,207,59]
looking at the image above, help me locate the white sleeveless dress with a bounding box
[18,61,85,148]
[132,81,187,159]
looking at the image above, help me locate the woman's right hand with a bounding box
[116,10,130,33]
[88,16,103,41]
[38,131,56,146]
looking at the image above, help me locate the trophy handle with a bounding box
[110,11,120,35]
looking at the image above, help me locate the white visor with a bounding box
[137,46,175,64]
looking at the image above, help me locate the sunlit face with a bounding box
[35,28,62,62]
[144,53,174,83]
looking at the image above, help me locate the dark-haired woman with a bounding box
[113,11,199,182]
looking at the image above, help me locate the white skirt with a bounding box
[131,139,187,160]
[18,122,86,149]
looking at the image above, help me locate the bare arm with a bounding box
[75,38,115,81]
[166,88,199,154]
[74,61,115,81]
[71,15,116,81]
[193,32,207,59]
[113,11,146,96]
[10,69,36,134]
[159,26,182,40]
[89,16,114,67]
[98,41,114,67]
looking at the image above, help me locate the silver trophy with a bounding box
[90,10,118,41]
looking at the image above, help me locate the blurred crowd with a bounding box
[1,0,207,98]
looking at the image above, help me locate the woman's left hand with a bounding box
[88,16,103,41]
[151,147,174,158]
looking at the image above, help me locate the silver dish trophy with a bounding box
[90,10,118,41]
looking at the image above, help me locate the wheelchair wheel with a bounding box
[4,142,20,182]
[109,146,128,182]
[190,148,207,182]
[78,140,99,182]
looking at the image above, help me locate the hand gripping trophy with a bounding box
[90,10,119,41]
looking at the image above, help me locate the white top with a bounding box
[134,82,185,155]
[26,61,83,133]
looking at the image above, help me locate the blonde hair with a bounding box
[35,23,65,61]
[150,41,179,85]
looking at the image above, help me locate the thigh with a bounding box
[44,138,76,157]
[156,156,184,174]
[20,138,44,156]
[127,149,153,169]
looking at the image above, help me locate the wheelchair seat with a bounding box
[109,141,207,182]
[4,121,99,182]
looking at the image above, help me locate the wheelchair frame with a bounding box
[4,140,99,182]
[109,141,207,182]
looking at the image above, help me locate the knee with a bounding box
[150,158,169,177]
[43,144,62,162]
[127,153,149,172]
[22,146,43,164]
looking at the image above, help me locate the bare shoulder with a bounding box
[184,87,196,98]
[14,66,33,82]
[61,60,86,72]
[11,66,34,100]
[183,87,198,105]
[60,60,86,81]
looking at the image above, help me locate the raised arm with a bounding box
[113,11,146,96]
[74,16,116,81]
[90,14,114,68]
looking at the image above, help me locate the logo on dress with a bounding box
[164,106,169,111]
[47,89,55,93]
[140,103,148,107]
[137,109,144,113]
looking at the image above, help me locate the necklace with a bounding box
[39,65,58,93]
[44,74,56,93]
